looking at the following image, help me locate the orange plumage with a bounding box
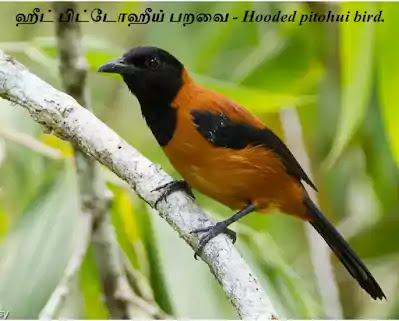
[165,70,307,218]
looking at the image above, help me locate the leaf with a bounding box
[138,205,175,316]
[0,161,80,318]
[324,3,375,168]
[109,185,150,274]
[147,207,236,318]
[0,204,8,240]
[195,74,315,114]
[80,246,109,319]
[361,100,399,214]
[349,215,399,258]
[376,3,399,167]
[40,134,73,157]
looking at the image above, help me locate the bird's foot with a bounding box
[190,222,237,259]
[152,180,195,208]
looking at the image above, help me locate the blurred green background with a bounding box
[0,1,398,319]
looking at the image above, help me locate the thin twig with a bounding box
[0,50,278,320]
[90,208,138,318]
[0,126,62,159]
[39,213,92,319]
[41,2,137,319]
[122,254,171,319]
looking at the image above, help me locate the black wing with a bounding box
[191,110,317,191]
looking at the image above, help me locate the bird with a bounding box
[98,46,385,300]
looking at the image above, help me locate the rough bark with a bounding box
[40,3,159,318]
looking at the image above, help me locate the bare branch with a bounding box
[43,2,138,319]
[0,50,277,320]
[0,126,62,159]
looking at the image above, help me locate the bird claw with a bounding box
[152,180,195,208]
[190,223,237,259]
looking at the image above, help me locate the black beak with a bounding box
[98,57,129,74]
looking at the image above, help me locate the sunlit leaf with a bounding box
[80,246,109,319]
[113,188,139,241]
[195,74,315,114]
[86,50,123,72]
[139,206,175,315]
[0,204,8,240]
[376,3,399,167]
[361,101,399,214]
[40,134,74,157]
[109,185,150,274]
[325,2,375,168]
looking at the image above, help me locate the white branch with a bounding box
[51,2,139,318]
[0,50,277,320]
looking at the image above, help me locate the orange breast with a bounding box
[163,107,307,218]
[162,71,307,218]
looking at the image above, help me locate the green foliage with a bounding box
[80,246,109,319]
[0,162,79,318]
[325,2,375,168]
[376,3,399,167]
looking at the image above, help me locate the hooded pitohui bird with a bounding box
[99,46,385,300]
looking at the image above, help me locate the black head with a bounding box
[98,46,183,105]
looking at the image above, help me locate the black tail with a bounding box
[305,197,386,300]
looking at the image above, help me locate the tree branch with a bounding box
[41,3,141,318]
[0,50,277,320]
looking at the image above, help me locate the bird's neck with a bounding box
[137,69,194,147]
[138,95,176,147]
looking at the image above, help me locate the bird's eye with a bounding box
[146,57,160,69]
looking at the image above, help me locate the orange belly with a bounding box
[163,109,307,219]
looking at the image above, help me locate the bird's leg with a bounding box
[191,203,256,259]
[152,180,195,208]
